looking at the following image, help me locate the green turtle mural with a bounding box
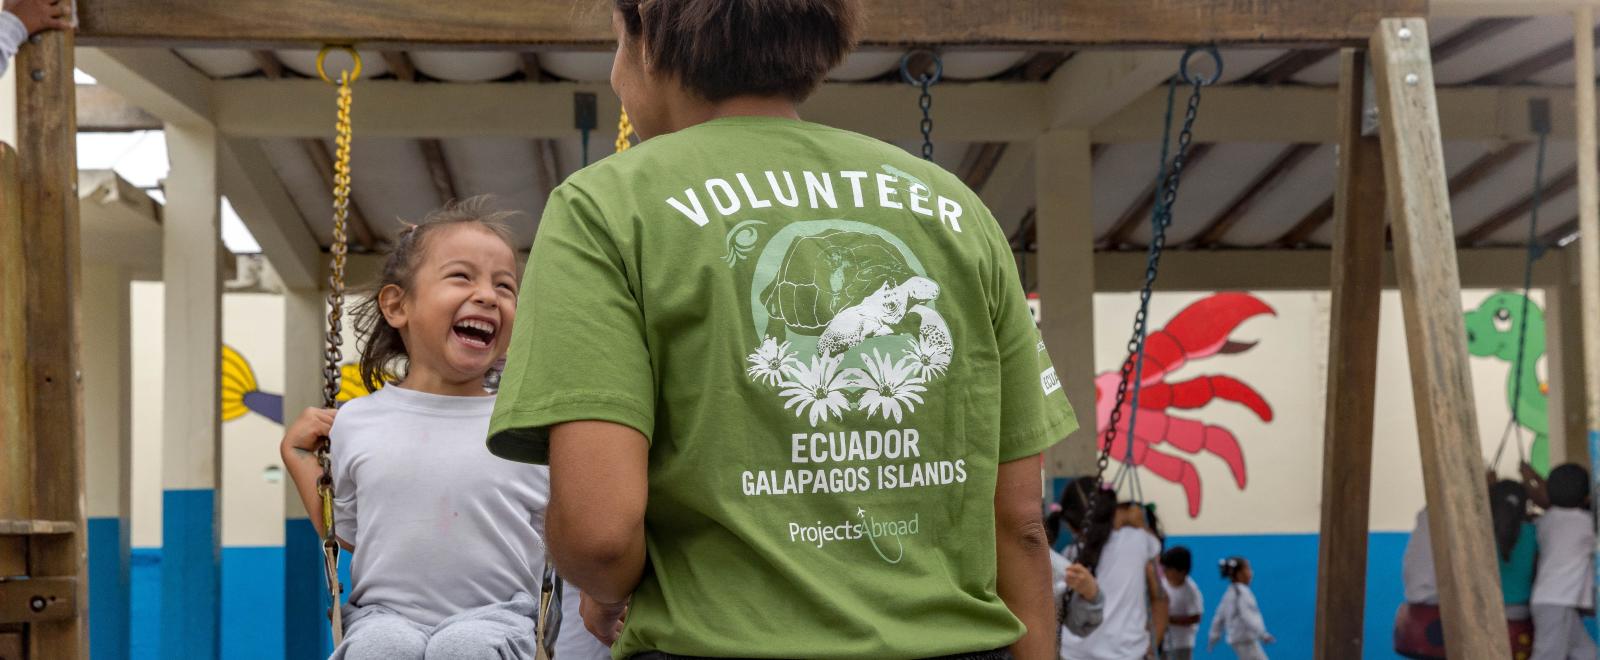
[1465,291,1550,474]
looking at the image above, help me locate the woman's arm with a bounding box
[546,420,649,606]
[994,455,1056,660]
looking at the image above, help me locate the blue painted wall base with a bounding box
[89,517,130,660]
[160,489,218,660]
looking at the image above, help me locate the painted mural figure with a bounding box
[1464,292,1551,474]
[221,344,375,426]
[1094,293,1276,518]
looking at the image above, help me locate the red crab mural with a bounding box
[1095,292,1275,518]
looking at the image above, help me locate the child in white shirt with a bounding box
[1160,546,1203,660]
[1208,557,1273,660]
[1531,464,1597,660]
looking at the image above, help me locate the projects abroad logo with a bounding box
[787,507,920,564]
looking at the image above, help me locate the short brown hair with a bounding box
[615,0,859,102]
[352,196,519,392]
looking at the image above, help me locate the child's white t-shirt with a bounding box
[1060,527,1161,660]
[1163,575,1203,650]
[331,385,551,627]
[1532,507,1595,608]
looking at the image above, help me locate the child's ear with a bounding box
[378,284,408,330]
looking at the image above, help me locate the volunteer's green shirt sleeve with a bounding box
[990,213,1078,462]
[487,183,655,465]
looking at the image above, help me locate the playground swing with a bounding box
[302,46,636,652]
[1077,46,1222,566]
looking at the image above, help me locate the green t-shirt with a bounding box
[488,116,1077,659]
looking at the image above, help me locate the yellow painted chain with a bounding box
[314,44,360,648]
[616,109,634,153]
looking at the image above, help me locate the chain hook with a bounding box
[316,45,364,86]
[1179,45,1223,87]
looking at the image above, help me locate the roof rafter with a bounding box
[1190,143,1318,247]
[1099,142,1216,248]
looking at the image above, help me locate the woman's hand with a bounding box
[281,407,336,454]
[580,592,628,646]
[1065,563,1099,601]
[4,0,70,35]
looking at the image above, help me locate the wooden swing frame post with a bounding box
[1573,4,1600,623]
[1312,48,1387,660]
[1,26,88,659]
[1371,17,1509,657]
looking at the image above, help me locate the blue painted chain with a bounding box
[918,79,934,160]
[901,50,942,162]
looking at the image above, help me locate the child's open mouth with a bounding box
[452,318,497,349]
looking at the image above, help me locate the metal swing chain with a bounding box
[901,50,942,161]
[1078,47,1218,566]
[1490,107,1551,473]
[314,45,361,646]
[617,109,634,153]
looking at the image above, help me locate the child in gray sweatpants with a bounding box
[334,592,539,660]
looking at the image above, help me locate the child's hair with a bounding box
[1488,479,1530,561]
[613,0,859,103]
[1046,477,1117,572]
[1161,546,1193,575]
[1219,556,1248,582]
[351,196,520,392]
[1548,463,1592,509]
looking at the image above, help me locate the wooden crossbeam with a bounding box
[956,143,1009,193]
[1275,141,1531,245]
[1431,17,1530,63]
[1242,49,1337,84]
[1019,52,1071,80]
[75,0,1422,47]
[76,84,161,132]
[419,139,460,204]
[1099,143,1215,247]
[301,139,379,250]
[521,52,547,82]
[382,50,417,82]
[1460,162,1580,245]
[1191,143,1317,246]
[1473,24,1600,84]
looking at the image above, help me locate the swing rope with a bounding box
[900,50,942,161]
[313,45,361,647]
[1490,100,1550,474]
[1080,46,1220,564]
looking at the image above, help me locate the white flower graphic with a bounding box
[852,349,927,424]
[903,335,952,381]
[779,355,853,427]
[746,336,797,386]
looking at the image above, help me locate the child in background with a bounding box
[1160,547,1203,660]
[1208,557,1273,660]
[1059,479,1168,660]
[1530,463,1597,660]
[280,199,549,659]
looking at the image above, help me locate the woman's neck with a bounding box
[397,363,489,397]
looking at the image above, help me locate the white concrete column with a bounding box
[83,262,132,660]
[1035,130,1097,479]
[159,122,222,660]
[281,286,334,658]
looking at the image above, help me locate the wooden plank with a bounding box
[381,50,416,82]
[1274,141,1531,246]
[419,139,459,204]
[16,25,88,658]
[1472,24,1600,84]
[0,578,77,624]
[1242,49,1337,84]
[220,139,322,289]
[1573,6,1600,601]
[0,632,20,659]
[76,0,1424,48]
[1459,162,1579,245]
[1313,50,1385,660]
[1431,18,1531,63]
[0,521,77,536]
[251,50,285,79]
[301,139,379,250]
[1371,18,1506,657]
[1091,246,1558,291]
[75,84,161,132]
[0,146,27,525]
[75,47,210,126]
[1190,143,1317,246]
[1099,143,1215,247]
[1433,0,1600,16]
[1047,51,1176,129]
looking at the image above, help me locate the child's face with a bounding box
[1163,567,1185,587]
[1236,562,1253,585]
[383,224,519,388]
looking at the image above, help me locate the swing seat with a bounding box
[1393,603,1534,659]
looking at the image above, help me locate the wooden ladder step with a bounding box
[0,520,76,536]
